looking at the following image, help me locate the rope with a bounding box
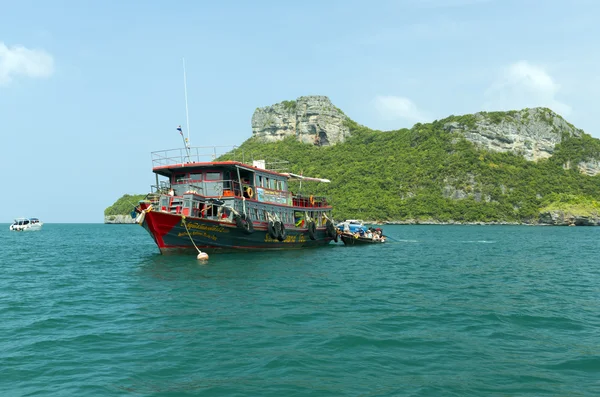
[181,216,208,260]
[265,211,280,223]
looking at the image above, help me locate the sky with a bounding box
[1,0,599,223]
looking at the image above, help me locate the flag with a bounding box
[177,125,183,135]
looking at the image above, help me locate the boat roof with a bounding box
[153,160,288,178]
[340,219,365,224]
[151,146,330,182]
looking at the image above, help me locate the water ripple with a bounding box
[1,224,600,396]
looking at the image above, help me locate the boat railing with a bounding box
[149,177,330,208]
[151,146,290,173]
[151,146,240,167]
[150,178,242,198]
[292,194,328,208]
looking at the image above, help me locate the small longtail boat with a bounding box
[339,232,386,246]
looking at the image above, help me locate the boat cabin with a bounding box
[148,148,332,228]
[12,218,31,227]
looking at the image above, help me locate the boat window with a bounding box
[205,205,216,217]
[206,172,221,181]
[223,172,232,189]
[190,173,203,181]
[269,179,275,189]
[174,174,187,183]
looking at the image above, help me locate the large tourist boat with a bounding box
[135,146,338,254]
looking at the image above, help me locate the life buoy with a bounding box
[268,220,278,239]
[307,220,316,240]
[275,221,286,241]
[246,187,253,199]
[309,195,315,206]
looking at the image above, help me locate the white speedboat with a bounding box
[9,218,43,231]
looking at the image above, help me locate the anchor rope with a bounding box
[181,215,203,255]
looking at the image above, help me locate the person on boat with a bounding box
[366,230,373,239]
[358,228,365,237]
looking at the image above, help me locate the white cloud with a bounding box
[374,95,430,123]
[484,60,571,115]
[0,42,54,85]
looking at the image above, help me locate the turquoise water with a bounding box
[1,224,599,396]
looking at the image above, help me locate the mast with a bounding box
[183,57,191,145]
[182,57,192,162]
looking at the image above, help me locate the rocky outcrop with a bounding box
[252,100,600,175]
[251,96,350,146]
[444,108,582,161]
[538,210,600,226]
[577,159,600,176]
[104,215,136,224]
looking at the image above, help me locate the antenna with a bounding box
[183,57,191,146]
[181,57,192,162]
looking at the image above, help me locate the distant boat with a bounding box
[10,218,43,231]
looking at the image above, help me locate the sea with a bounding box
[1,224,599,396]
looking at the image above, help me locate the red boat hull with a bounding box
[139,207,334,254]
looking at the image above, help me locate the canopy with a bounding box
[282,173,331,183]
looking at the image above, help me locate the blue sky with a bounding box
[1,0,598,223]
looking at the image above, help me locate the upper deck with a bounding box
[148,145,331,211]
[151,146,290,176]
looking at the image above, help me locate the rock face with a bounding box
[444,108,582,162]
[251,96,350,146]
[538,211,600,226]
[104,215,136,224]
[577,159,600,176]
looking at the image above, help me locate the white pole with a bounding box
[183,57,191,146]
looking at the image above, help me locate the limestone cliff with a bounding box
[251,96,350,146]
[443,108,582,161]
[253,99,599,175]
[104,215,136,224]
[538,210,600,226]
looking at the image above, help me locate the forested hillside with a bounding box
[106,107,600,224]
[219,112,600,224]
